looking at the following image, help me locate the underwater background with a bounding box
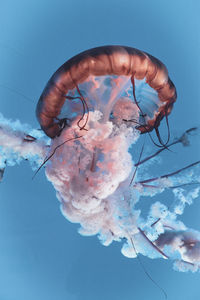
[0,0,200,299]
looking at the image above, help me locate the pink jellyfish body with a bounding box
[35,46,200,272]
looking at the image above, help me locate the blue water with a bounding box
[0,1,200,299]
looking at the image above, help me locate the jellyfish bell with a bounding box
[36,45,176,138]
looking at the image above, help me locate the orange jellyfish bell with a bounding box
[36,45,177,138]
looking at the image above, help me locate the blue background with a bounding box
[0,0,200,299]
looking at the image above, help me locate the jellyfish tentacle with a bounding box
[135,160,200,186]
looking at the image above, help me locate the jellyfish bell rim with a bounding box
[36,45,177,138]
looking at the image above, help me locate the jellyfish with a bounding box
[0,46,200,272]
